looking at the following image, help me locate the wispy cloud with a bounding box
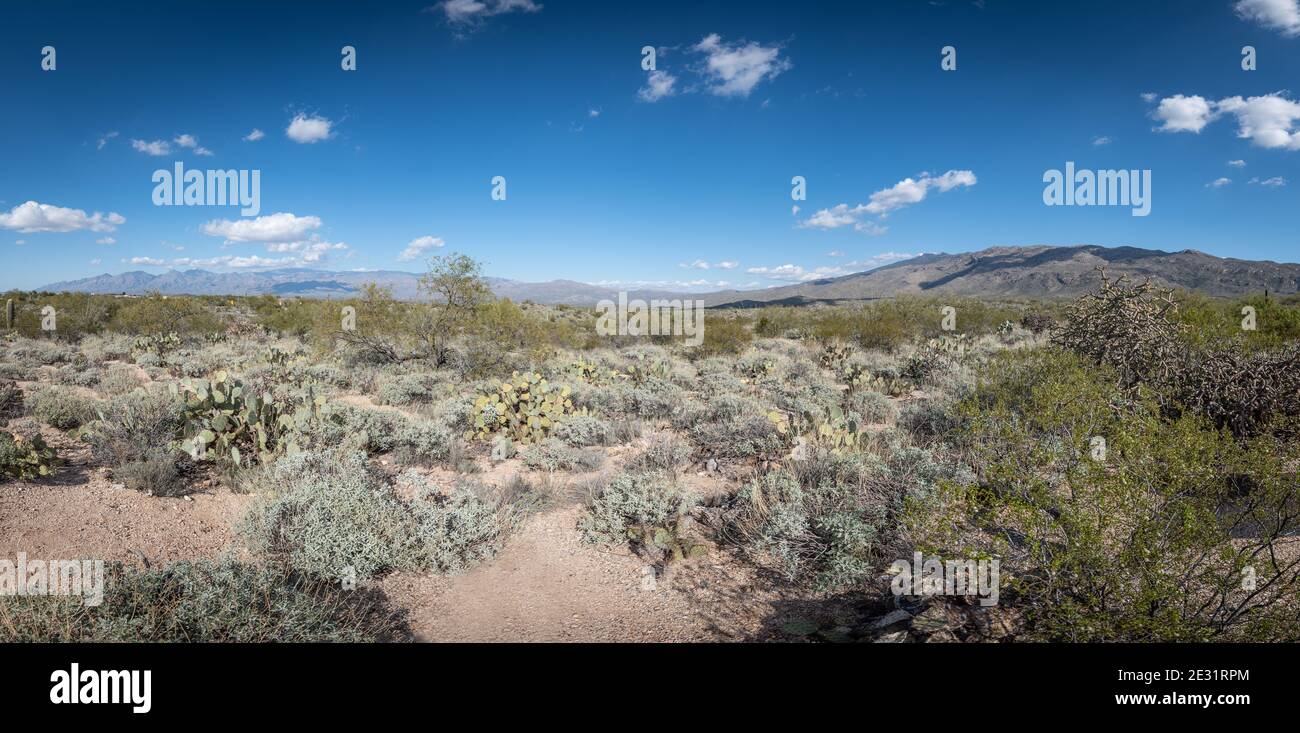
[131,139,171,156]
[1234,0,1300,37]
[398,235,446,262]
[96,131,118,150]
[1206,177,1232,188]
[174,133,213,156]
[425,0,541,30]
[638,70,678,102]
[678,259,738,270]
[746,252,917,282]
[692,33,791,98]
[243,128,265,142]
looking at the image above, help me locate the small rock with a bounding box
[924,630,960,643]
[910,604,958,633]
[870,609,912,630]
[706,458,718,473]
[874,630,909,643]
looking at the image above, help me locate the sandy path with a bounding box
[0,430,250,567]
[380,504,775,642]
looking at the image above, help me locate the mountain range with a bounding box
[36,245,1300,306]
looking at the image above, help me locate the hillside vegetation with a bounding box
[2,255,1297,642]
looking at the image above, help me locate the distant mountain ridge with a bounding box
[702,245,1300,306]
[37,245,1300,306]
[37,268,693,306]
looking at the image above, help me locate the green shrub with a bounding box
[84,388,185,467]
[579,471,702,562]
[241,451,511,581]
[724,452,889,590]
[0,559,403,642]
[520,438,604,472]
[28,386,97,429]
[694,315,752,357]
[914,346,1300,641]
[114,447,186,497]
[554,414,614,447]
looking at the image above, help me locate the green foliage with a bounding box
[579,471,703,563]
[241,451,511,580]
[114,447,186,497]
[84,387,185,467]
[913,347,1300,641]
[520,438,604,472]
[110,293,222,336]
[0,429,60,481]
[174,371,323,467]
[725,452,888,590]
[0,559,403,642]
[553,414,614,447]
[467,371,574,445]
[694,314,752,357]
[28,386,97,429]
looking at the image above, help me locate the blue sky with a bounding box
[1,0,1298,291]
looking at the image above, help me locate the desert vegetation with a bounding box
[1,259,1296,642]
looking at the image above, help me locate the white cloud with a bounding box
[791,205,800,216]
[398,235,446,262]
[286,114,333,144]
[0,201,125,233]
[746,252,916,282]
[1092,135,1112,146]
[1152,94,1216,133]
[863,169,976,215]
[1215,93,1300,150]
[130,257,166,266]
[1153,92,1300,150]
[96,236,116,244]
[1250,176,1288,186]
[638,70,678,102]
[796,171,973,237]
[1140,92,1158,103]
[96,131,118,150]
[201,212,322,243]
[427,0,541,26]
[89,258,101,265]
[827,250,844,257]
[244,128,265,141]
[174,133,213,156]
[678,259,738,270]
[131,139,172,156]
[1234,0,1300,37]
[588,108,601,118]
[1228,159,1246,167]
[691,33,791,98]
[798,204,859,230]
[14,240,26,245]
[1206,177,1232,188]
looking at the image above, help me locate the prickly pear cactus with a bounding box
[468,371,573,445]
[173,370,322,466]
[0,430,60,480]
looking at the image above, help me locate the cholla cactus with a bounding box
[819,342,853,369]
[468,371,574,444]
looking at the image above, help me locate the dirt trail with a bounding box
[0,430,250,567]
[381,504,776,642]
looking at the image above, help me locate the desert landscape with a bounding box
[3,245,1297,643]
